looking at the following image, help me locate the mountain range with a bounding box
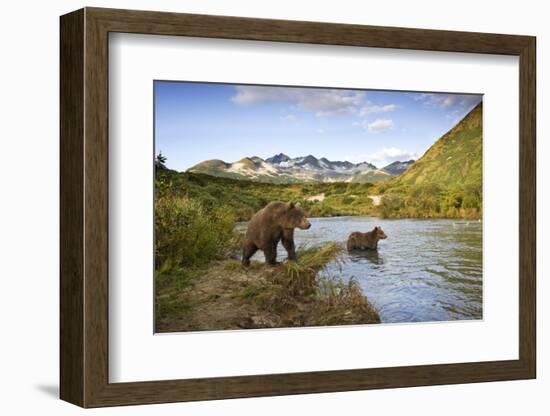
[185,102,481,187]
[187,153,414,184]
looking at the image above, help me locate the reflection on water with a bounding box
[237,216,482,324]
[348,249,385,265]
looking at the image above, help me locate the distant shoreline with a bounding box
[156,169,482,222]
[237,214,482,224]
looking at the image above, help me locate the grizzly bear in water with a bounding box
[242,201,311,266]
[346,226,387,251]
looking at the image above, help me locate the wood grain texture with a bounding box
[83,11,110,406]
[59,8,84,407]
[59,7,537,408]
[88,7,532,55]
[518,38,536,376]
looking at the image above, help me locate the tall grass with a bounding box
[238,243,380,326]
[155,195,235,272]
[310,277,381,325]
[280,243,342,294]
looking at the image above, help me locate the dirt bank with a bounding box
[156,244,380,333]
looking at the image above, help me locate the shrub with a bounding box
[306,203,336,217]
[379,193,404,218]
[155,196,235,272]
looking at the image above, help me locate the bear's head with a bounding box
[284,202,311,230]
[373,226,387,240]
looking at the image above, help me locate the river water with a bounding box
[239,216,482,324]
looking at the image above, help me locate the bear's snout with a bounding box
[300,219,312,230]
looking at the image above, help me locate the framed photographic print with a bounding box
[60,7,536,408]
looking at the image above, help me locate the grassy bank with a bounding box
[374,182,482,220]
[156,243,380,332]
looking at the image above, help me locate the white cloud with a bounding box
[413,93,431,101]
[231,86,366,117]
[353,102,398,131]
[359,103,398,116]
[353,118,395,132]
[280,114,297,122]
[348,147,418,167]
[441,96,456,108]
[367,119,394,133]
[413,93,481,109]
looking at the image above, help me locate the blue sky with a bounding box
[154,81,482,171]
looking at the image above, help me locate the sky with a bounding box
[154,81,482,171]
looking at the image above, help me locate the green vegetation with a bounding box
[374,103,482,219]
[375,182,482,219]
[154,194,240,320]
[155,195,235,271]
[156,168,375,222]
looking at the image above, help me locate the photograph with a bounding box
[154,81,483,333]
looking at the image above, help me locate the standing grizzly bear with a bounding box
[242,201,311,266]
[347,226,387,251]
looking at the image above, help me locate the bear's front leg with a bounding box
[264,241,279,266]
[281,229,296,261]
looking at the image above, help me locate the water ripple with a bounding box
[245,216,483,323]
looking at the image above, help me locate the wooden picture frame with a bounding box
[60,7,536,408]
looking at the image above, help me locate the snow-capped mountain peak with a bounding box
[265,153,290,164]
[188,153,415,184]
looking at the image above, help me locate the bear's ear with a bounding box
[295,201,301,208]
[289,202,295,209]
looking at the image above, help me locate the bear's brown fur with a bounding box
[242,201,311,266]
[346,226,387,251]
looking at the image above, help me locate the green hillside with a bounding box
[376,103,482,219]
[391,103,481,188]
[187,159,229,175]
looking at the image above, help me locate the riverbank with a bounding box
[156,243,380,332]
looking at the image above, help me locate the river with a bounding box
[239,216,482,324]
